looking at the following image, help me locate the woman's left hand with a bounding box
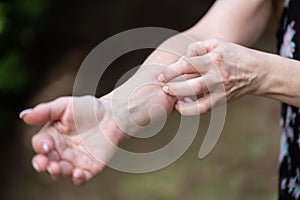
[157,38,267,115]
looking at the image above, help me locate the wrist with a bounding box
[252,51,290,97]
[97,95,130,143]
[100,70,176,138]
[250,50,274,96]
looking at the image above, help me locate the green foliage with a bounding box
[15,0,48,19]
[0,3,8,36]
[0,0,49,134]
[0,0,48,93]
[0,52,29,93]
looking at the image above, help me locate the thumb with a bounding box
[20,97,69,125]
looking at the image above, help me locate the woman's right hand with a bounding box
[21,96,126,185]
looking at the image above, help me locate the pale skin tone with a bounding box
[159,39,300,115]
[20,0,291,185]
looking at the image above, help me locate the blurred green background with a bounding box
[1,0,280,199]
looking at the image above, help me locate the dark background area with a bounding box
[1,0,280,199]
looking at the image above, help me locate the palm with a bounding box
[23,96,121,185]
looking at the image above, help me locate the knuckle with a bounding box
[187,42,199,52]
[187,42,208,56]
[209,52,223,67]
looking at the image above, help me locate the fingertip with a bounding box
[33,161,41,172]
[21,105,45,125]
[38,141,53,154]
[83,170,93,182]
[72,169,85,186]
[59,161,73,178]
[31,133,54,154]
[175,101,182,112]
[32,154,49,172]
[47,162,61,178]
[162,86,169,94]
[157,73,165,82]
[22,98,67,125]
[19,108,33,119]
[47,165,53,174]
[73,169,83,178]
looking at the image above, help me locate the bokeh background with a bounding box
[1,0,280,199]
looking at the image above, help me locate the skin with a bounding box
[21,0,277,185]
[159,39,300,115]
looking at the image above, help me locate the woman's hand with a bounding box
[20,96,126,185]
[158,39,267,115]
[20,68,175,185]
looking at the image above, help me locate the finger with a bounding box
[72,168,86,186]
[184,55,214,73]
[162,76,208,97]
[32,154,49,172]
[83,170,93,183]
[185,42,208,57]
[20,97,69,125]
[157,58,198,83]
[47,161,61,179]
[31,130,55,154]
[175,96,213,115]
[158,55,212,82]
[47,161,73,179]
[47,149,60,161]
[170,73,200,82]
[185,39,220,57]
[58,161,73,178]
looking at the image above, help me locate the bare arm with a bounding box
[188,0,273,46]
[22,0,275,184]
[114,0,273,128]
[256,52,300,107]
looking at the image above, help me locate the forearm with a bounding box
[255,51,300,107]
[102,0,273,133]
[102,31,197,134]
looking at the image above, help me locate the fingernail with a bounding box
[33,162,40,172]
[183,97,193,103]
[157,74,165,82]
[47,166,53,174]
[19,108,33,119]
[42,143,49,153]
[162,86,169,94]
[73,170,81,179]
